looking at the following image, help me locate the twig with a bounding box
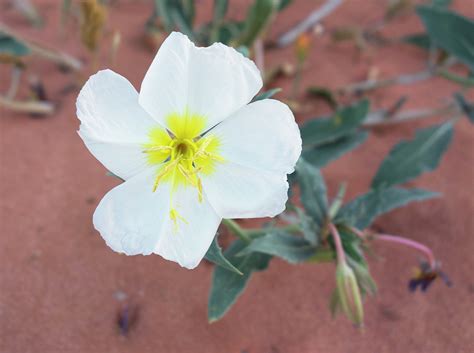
[0,95,54,115]
[6,66,23,100]
[0,23,82,71]
[253,38,264,74]
[363,101,459,127]
[276,0,344,47]
[339,70,432,95]
[338,58,457,95]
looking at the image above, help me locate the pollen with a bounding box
[142,112,224,226]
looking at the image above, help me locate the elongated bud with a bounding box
[336,262,364,326]
[295,33,311,63]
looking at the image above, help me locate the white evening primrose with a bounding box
[76,32,301,269]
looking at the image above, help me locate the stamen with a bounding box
[142,146,172,153]
[170,208,188,233]
[152,158,181,192]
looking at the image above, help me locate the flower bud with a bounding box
[336,262,364,326]
[295,33,311,62]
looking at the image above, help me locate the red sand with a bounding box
[1,1,473,352]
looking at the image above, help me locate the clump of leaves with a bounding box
[206,91,465,323]
[146,0,288,50]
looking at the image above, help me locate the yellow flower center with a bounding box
[142,112,224,229]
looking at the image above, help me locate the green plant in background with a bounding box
[146,0,287,53]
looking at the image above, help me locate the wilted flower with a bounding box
[408,261,452,292]
[76,32,301,268]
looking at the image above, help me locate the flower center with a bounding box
[142,113,224,230]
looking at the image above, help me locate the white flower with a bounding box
[76,32,301,269]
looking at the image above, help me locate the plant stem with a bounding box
[376,234,436,269]
[437,68,474,87]
[350,227,436,269]
[0,95,54,114]
[0,24,82,71]
[246,223,302,238]
[329,223,346,265]
[222,219,251,243]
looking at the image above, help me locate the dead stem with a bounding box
[276,0,344,47]
[0,95,54,115]
[0,24,82,71]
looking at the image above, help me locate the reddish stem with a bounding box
[350,227,436,269]
[329,223,346,265]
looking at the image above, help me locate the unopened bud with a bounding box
[336,263,364,326]
[295,33,311,63]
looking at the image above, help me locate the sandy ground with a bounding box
[1,1,473,352]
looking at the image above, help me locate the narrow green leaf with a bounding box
[213,0,228,24]
[238,231,316,264]
[278,0,293,10]
[337,187,439,230]
[307,86,338,109]
[208,240,271,322]
[454,92,474,124]
[170,7,196,40]
[155,0,174,31]
[401,33,431,50]
[0,33,30,56]
[295,206,319,245]
[371,122,454,188]
[432,0,452,8]
[233,0,278,47]
[251,88,281,102]
[302,131,368,168]
[417,5,474,70]
[301,99,369,147]
[180,0,195,25]
[295,159,328,227]
[205,236,243,275]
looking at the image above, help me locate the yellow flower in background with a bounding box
[76,32,301,268]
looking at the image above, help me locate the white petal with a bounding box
[77,69,159,180]
[201,162,290,219]
[94,168,221,269]
[201,99,301,219]
[139,32,262,133]
[211,99,302,174]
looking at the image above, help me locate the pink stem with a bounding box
[376,234,436,269]
[350,227,436,269]
[329,223,346,265]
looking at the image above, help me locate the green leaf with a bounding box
[208,239,271,322]
[155,0,174,31]
[454,92,474,124]
[0,33,30,56]
[205,236,243,275]
[295,159,328,227]
[302,131,368,168]
[251,88,281,102]
[155,0,195,38]
[417,5,474,70]
[337,187,439,230]
[238,231,316,264]
[432,0,452,8]
[371,122,454,188]
[402,33,431,50]
[307,86,338,109]
[213,0,228,24]
[295,206,319,245]
[301,99,369,147]
[278,0,292,11]
[170,7,196,40]
[233,0,278,47]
